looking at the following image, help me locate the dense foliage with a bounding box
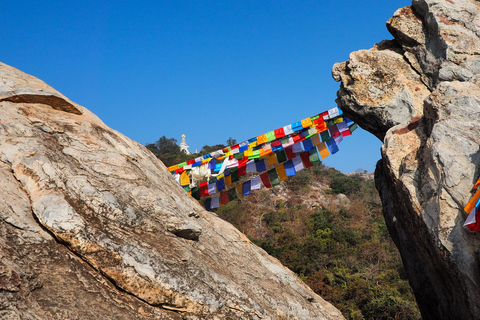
[216,163,421,320]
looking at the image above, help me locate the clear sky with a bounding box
[2,0,410,173]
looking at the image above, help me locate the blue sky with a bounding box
[1,0,409,173]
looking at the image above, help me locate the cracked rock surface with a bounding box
[0,61,344,320]
[333,0,480,319]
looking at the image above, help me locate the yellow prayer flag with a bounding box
[180,171,190,186]
[334,117,344,124]
[249,141,258,148]
[244,148,253,157]
[311,134,321,146]
[236,184,243,198]
[267,152,277,165]
[257,133,268,145]
[217,173,225,180]
[276,164,288,182]
[318,142,330,159]
[301,117,313,128]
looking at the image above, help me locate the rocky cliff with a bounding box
[333,0,480,319]
[0,61,344,319]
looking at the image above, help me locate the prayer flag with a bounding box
[309,148,321,164]
[292,121,303,132]
[266,131,276,142]
[328,107,340,119]
[238,164,246,177]
[267,152,277,165]
[320,130,331,142]
[302,138,314,151]
[292,141,304,153]
[191,186,200,200]
[199,182,209,198]
[239,145,248,152]
[183,186,190,192]
[251,176,261,190]
[220,191,229,205]
[217,178,225,191]
[284,160,296,177]
[274,127,286,139]
[243,180,251,196]
[256,159,267,172]
[301,117,313,128]
[334,134,343,145]
[204,198,212,211]
[260,172,272,188]
[246,159,256,173]
[318,142,330,159]
[236,185,243,198]
[292,155,304,172]
[334,117,344,124]
[300,151,313,168]
[257,133,268,145]
[326,139,339,154]
[225,173,232,187]
[306,127,317,139]
[283,124,294,135]
[465,187,480,214]
[178,162,187,168]
[282,137,294,148]
[349,123,358,133]
[228,188,237,201]
[474,176,480,189]
[337,121,349,133]
[275,150,287,163]
[342,130,352,137]
[311,133,321,146]
[276,164,288,181]
[234,152,244,160]
[329,124,340,138]
[180,171,190,186]
[285,146,296,159]
[230,167,239,182]
[292,134,303,143]
[314,118,326,131]
[268,168,281,187]
[464,207,480,232]
[208,181,217,195]
[168,164,179,172]
[211,195,220,209]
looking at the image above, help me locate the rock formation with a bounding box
[333,0,480,319]
[0,61,344,319]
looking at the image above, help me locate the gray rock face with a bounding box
[333,0,480,319]
[0,61,344,319]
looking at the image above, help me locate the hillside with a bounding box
[213,163,421,320]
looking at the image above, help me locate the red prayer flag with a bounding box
[238,164,246,176]
[187,159,195,165]
[199,182,209,197]
[300,151,313,168]
[175,168,185,174]
[285,146,296,159]
[220,191,230,206]
[271,140,282,148]
[260,172,272,188]
[274,127,285,139]
[292,134,302,143]
[342,130,352,137]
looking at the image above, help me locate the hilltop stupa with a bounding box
[179,134,191,155]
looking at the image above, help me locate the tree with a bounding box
[226,137,237,146]
[154,136,180,155]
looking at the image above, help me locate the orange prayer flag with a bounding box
[276,164,288,182]
[168,164,179,172]
[301,117,313,128]
[465,187,480,213]
[267,152,277,165]
[257,133,268,145]
[225,174,232,187]
[474,176,480,189]
[311,134,321,146]
[317,142,330,159]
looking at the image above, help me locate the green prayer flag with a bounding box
[228,188,237,201]
[281,137,290,144]
[325,119,335,127]
[183,185,190,192]
[275,150,287,163]
[230,167,239,183]
[266,130,276,142]
[267,168,280,187]
[349,123,358,132]
[310,115,319,121]
[309,149,321,164]
[178,162,187,168]
[234,152,244,160]
[209,178,216,184]
[320,130,331,142]
[191,187,200,200]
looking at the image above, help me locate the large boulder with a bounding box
[0,61,344,320]
[333,0,480,319]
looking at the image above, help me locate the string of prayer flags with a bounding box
[464,176,480,232]
[168,106,358,210]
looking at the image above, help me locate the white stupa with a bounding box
[179,134,191,155]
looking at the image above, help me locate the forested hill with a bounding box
[216,163,420,320]
[146,136,420,319]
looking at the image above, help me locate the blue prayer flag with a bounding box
[326,139,339,154]
[217,178,225,191]
[284,160,296,177]
[256,159,266,172]
[292,121,303,132]
[243,180,251,196]
[204,198,212,211]
[302,138,314,151]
